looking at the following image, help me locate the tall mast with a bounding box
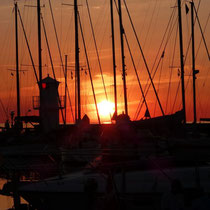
[177,0,186,123]
[37,0,43,127]
[118,0,128,115]
[65,55,68,125]
[13,6,21,210]
[191,1,197,124]
[74,0,81,122]
[110,0,117,116]
[15,2,20,120]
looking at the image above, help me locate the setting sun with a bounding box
[97,100,115,118]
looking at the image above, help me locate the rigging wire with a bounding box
[195,13,210,58]
[172,0,205,115]
[135,5,177,119]
[136,10,178,119]
[112,0,166,119]
[140,2,152,45]
[122,0,165,116]
[0,10,14,119]
[170,2,195,114]
[135,0,162,111]
[182,1,201,78]
[0,98,8,120]
[127,0,150,75]
[135,50,165,120]
[20,5,29,111]
[142,0,158,49]
[41,14,65,124]
[185,2,190,39]
[195,13,210,60]
[22,3,39,114]
[63,12,74,53]
[171,82,181,114]
[195,14,210,117]
[124,32,150,118]
[78,12,101,124]
[85,0,111,120]
[86,0,108,48]
[19,2,30,67]
[165,23,179,114]
[6,80,15,118]
[48,0,74,123]
[146,4,176,77]
[126,1,161,106]
[193,5,210,60]
[18,8,39,83]
[154,58,164,116]
[61,8,74,121]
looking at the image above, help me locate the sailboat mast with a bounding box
[177,0,186,123]
[118,0,128,115]
[37,0,43,127]
[65,55,68,125]
[191,1,197,124]
[110,0,117,116]
[74,0,81,122]
[15,2,20,119]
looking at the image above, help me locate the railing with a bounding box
[59,96,65,109]
[33,96,40,110]
[32,96,65,110]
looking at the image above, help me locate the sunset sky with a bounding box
[0,0,209,124]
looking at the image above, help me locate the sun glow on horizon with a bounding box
[97,100,115,118]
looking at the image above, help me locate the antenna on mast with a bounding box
[190,1,198,124]
[74,0,81,123]
[118,0,128,116]
[37,0,43,129]
[177,0,186,123]
[14,1,21,121]
[110,0,118,116]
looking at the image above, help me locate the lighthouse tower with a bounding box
[33,75,62,133]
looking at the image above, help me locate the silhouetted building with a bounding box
[33,75,64,133]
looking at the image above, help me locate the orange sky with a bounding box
[0,0,209,124]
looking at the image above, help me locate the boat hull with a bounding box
[18,164,210,210]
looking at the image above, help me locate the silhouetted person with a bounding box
[14,118,23,131]
[4,119,10,130]
[10,111,15,127]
